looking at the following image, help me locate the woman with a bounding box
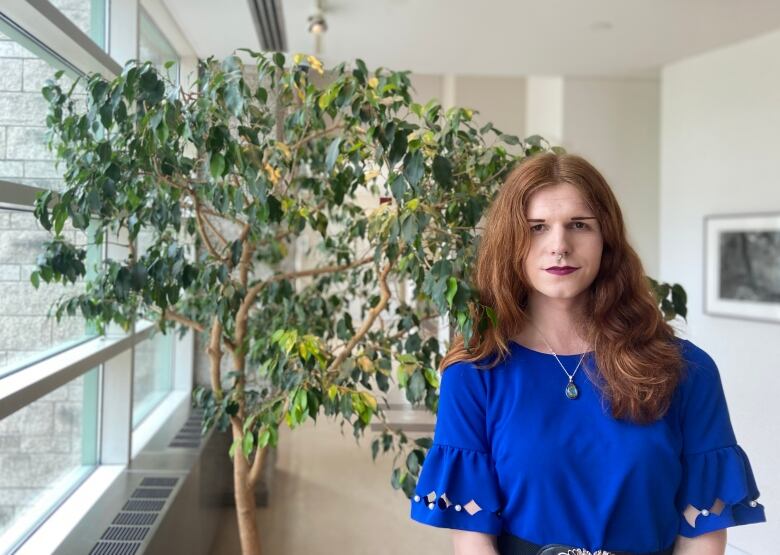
[409,153,766,555]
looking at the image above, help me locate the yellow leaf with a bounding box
[293,53,305,65]
[361,392,377,411]
[277,142,291,158]
[327,385,338,401]
[368,77,379,89]
[364,169,380,181]
[264,162,280,184]
[357,355,374,373]
[307,55,324,74]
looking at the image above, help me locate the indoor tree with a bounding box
[31,51,687,554]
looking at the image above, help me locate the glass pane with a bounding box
[139,8,179,86]
[132,330,174,428]
[0,208,101,379]
[0,366,99,552]
[0,26,75,191]
[49,0,107,49]
[0,208,100,376]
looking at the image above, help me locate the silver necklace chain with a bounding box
[529,321,588,395]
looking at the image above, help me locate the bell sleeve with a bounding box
[676,340,766,537]
[409,360,504,535]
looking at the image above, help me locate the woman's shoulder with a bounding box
[673,337,724,402]
[439,350,511,395]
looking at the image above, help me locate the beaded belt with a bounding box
[497,532,675,555]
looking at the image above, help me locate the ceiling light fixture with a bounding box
[308,12,327,34]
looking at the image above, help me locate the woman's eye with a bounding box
[572,222,588,230]
[530,224,544,232]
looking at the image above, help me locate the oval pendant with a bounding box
[565,381,579,400]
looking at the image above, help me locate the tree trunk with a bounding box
[232,420,263,555]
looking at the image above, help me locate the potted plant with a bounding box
[31,51,687,554]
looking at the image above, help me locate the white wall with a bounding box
[660,30,780,553]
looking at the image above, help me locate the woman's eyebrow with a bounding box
[527,216,597,222]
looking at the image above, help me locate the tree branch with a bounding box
[238,226,253,288]
[203,213,229,248]
[192,192,227,263]
[198,205,249,227]
[326,260,394,377]
[290,124,344,151]
[240,255,375,323]
[248,445,266,489]
[208,315,225,402]
[161,308,205,333]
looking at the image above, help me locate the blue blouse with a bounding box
[409,338,766,552]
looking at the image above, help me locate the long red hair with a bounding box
[440,152,684,424]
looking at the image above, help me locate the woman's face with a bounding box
[522,182,604,303]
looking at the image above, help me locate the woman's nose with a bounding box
[548,225,571,254]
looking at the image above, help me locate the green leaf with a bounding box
[413,437,433,449]
[390,467,402,489]
[445,276,457,308]
[671,283,688,319]
[242,431,255,459]
[500,133,520,145]
[525,134,544,147]
[388,131,408,167]
[408,371,426,401]
[403,151,424,187]
[401,471,416,498]
[228,437,240,460]
[432,155,452,187]
[258,428,271,449]
[273,52,285,68]
[325,137,341,173]
[406,450,421,476]
[210,152,226,178]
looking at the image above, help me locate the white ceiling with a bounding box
[163,0,780,77]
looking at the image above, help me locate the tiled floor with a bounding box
[208,414,452,554]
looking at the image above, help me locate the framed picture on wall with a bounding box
[704,212,780,324]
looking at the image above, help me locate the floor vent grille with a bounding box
[169,410,204,449]
[122,499,164,512]
[89,476,179,555]
[100,526,150,541]
[139,477,178,487]
[112,512,158,526]
[89,542,140,555]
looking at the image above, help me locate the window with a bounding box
[0,366,99,552]
[0,29,64,190]
[0,3,194,551]
[0,207,100,379]
[49,0,107,50]
[132,331,175,428]
[138,8,179,85]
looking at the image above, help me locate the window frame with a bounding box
[0,1,198,550]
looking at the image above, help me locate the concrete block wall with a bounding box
[0,33,62,191]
